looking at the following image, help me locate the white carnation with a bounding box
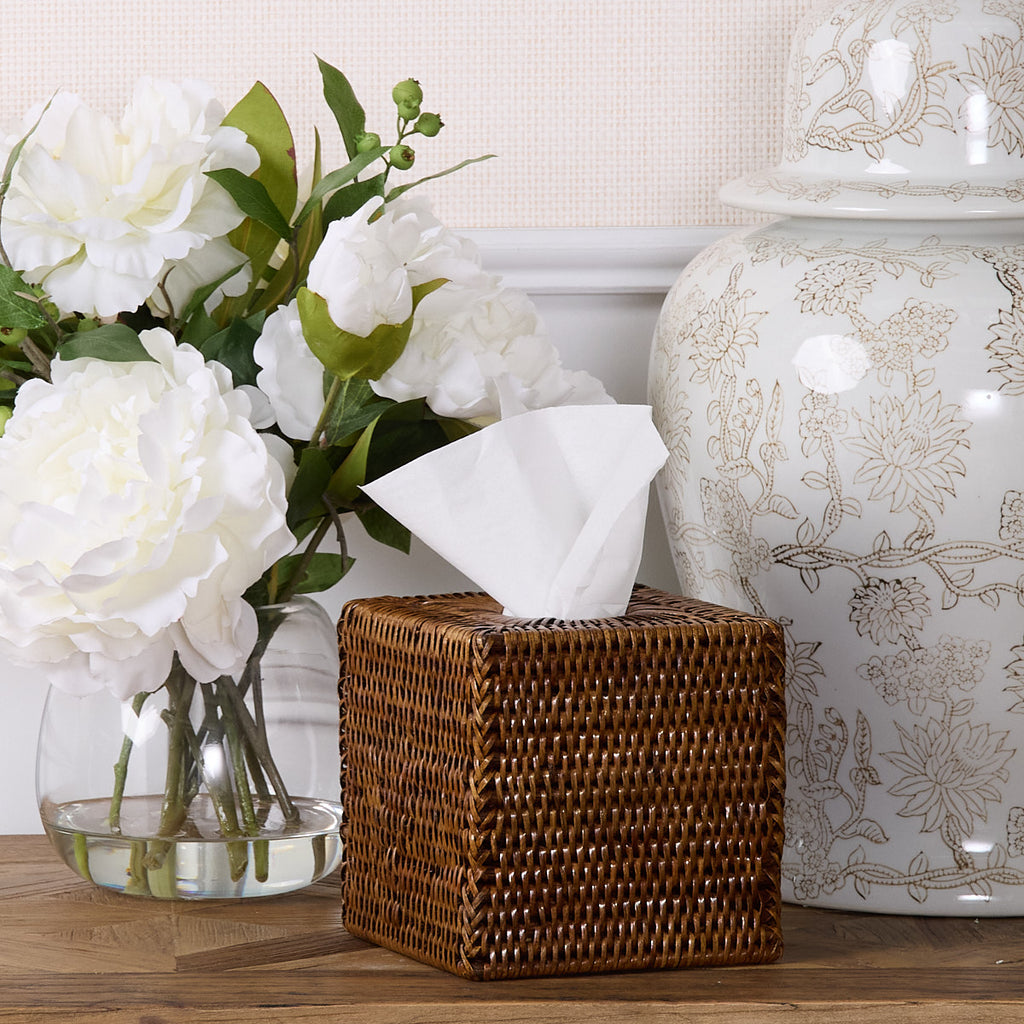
[1,79,258,319]
[0,328,295,698]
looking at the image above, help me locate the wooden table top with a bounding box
[2,834,1023,1023]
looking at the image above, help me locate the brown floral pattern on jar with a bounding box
[1000,490,1024,540]
[849,577,931,644]
[885,718,1012,834]
[795,259,878,315]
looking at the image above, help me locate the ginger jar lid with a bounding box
[721,0,1024,219]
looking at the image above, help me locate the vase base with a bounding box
[784,884,1024,917]
[41,794,343,899]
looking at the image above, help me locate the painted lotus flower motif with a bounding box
[885,718,1013,834]
[956,34,1024,156]
[986,303,1024,393]
[687,268,764,388]
[845,390,971,513]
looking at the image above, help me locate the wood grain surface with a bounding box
[2,835,1023,1023]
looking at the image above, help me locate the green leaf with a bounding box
[384,154,497,202]
[356,504,411,554]
[275,551,355,595]
[293,147,387,227]
[322,378,393,446]
[219,83,298,321]
[326,399,444,512]
[322,173,385,227]
[0,266,46,329]
[205,168,292,240]
[286,447,334,529]
[327,422,376,504]
[435,416,481,443]
[243,577,272,609]
[178,262,247,326]
[198,315,262,387]
[179,308,221,349]
[363,412,449,480]
[58,323,151,363]
[0,355,31,375]
[223,82,298,228]
[253,131,324,316]
[316,57,366,160]
[325,397,434,506]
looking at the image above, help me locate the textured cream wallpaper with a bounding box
[0,0,814,228]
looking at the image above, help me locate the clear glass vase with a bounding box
[36,597,342,899]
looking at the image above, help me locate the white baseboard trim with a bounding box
[462,226,730,295]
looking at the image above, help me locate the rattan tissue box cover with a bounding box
[337,585,785,981]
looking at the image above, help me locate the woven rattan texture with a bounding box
[338,586,786,981]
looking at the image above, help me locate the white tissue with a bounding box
[360,404,668,620]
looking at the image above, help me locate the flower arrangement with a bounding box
[3,61,609,893]
[0,60,609,697]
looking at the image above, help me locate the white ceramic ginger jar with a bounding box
[651,0,1024,915]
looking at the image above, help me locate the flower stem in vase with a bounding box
[153,664,196,849]
[221,675,299,826]
[72,832,93,883]
[144,839,178,898]
[125,840,151,896]
[194,683,249,882]
[218,683,270,882]
[109,691,150,834]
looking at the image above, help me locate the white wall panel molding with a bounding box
[465,227,730,295]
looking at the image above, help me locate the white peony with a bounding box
[0,328,295,698]
[305,194,479,337]
[253,299,325,441]
[1,79,258,319]
[371,274,613,420]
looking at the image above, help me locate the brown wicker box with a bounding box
[337,585,785,981]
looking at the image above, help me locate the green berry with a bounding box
[0,327,27,344]
[355,131,382,154]
[414,112,443,137]
[392,79,423,107]
[397,99,421,121]
[389,144,416,169]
